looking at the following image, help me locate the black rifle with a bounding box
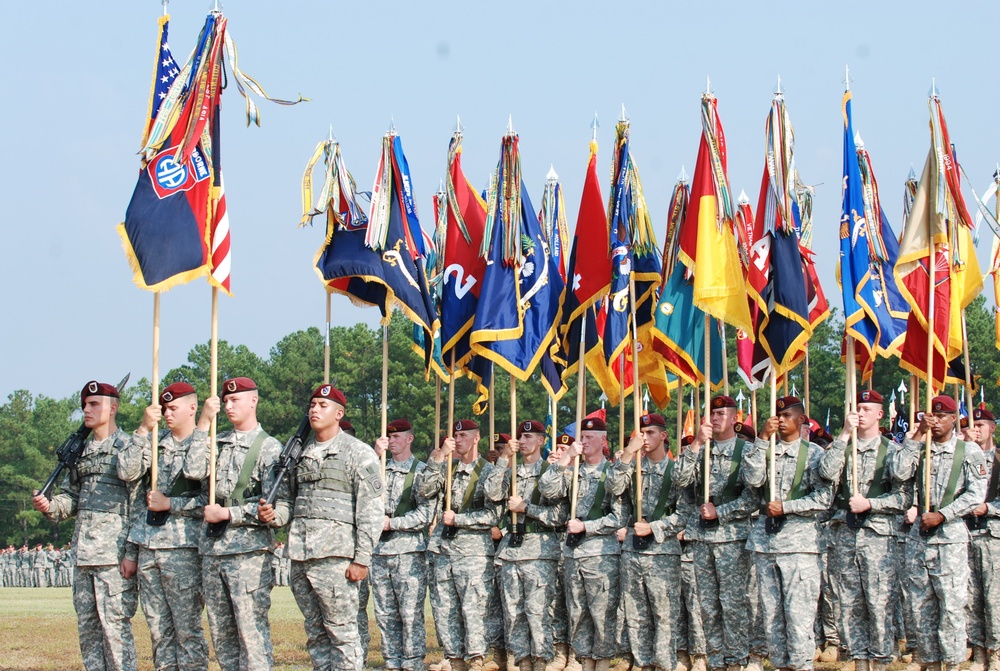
[206,414,310,538]
[39,373,130,500]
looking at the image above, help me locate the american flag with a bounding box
[144,16,180,145]
[209,96,232,295]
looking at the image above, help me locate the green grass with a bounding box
[0,586,443,671]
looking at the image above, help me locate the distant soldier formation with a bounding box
[16,378,1000,671]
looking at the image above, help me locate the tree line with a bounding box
[3,297,999,547]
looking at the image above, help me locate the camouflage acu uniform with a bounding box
[33,546,50,587]
[540,458,626,662]
[966,449,1000,652]
[893,435,987,665]
[742,437,834,671]
[43,428,140,671]
[119,427,209,671]
[610,455,685,671]
[817,435,909,664]
[197,425,293,671]
[484,456,569,664]
[287,430,383,671]
[679,543,706,658]
[673,437,758,669]
[373,455,436,670]
[418,456,502,662]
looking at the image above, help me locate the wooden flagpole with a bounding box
[751,388,758,429]
[150,294,161,491]
[619,355,626,453]
[629,277,643,519]
[510,376,518,527]
[323,293,331,384]
[961,311,975,413]
[434,376,441,454]
[768,371,777,503]
[909,374,918,427]
[445,351,456,512]
[703,314,712,504]
[846,337,858,496]
[676,385,684,450]
[569,316,587,520]
[380,325,388,482]
[720,320,730,397]
[804,349,811,417]
[489,364,496,442]
[208,288,219,507]
[923,248,936,513]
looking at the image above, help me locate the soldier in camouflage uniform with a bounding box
[545,435,577,671]
[46,544,59,587]
[540,416,627,671]
[1,547,10,587]
[32,544,48,587]
[610,413,686,671]
[32,380,140,671]
[674,397,760,671]
[118,381,212,671]
[63,543,76,587]
[964,407,1000,671]
[371,419,437,671]
[893,395,987,671]
[741,396,835,671]
[814,391,908,671]
[484,420,569,671]
[419,419,502,671]
[287,384,383,671]
[195,377,293,671]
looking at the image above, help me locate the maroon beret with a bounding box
[680,435,695,447]
[80,380,119,409]
[734,421,757,441]
[222,377,257,399]
[160,382,196,406]
[556,433,573,446]
[960,416,970,429]
[775,396,803,412]
[640,413,667,429]
[857,390,884,405]
[516,420,546,438]
[493,432,511,445]
[711,395,737,410]
[931,395,957,414]
[386,419,412,434]
[581,417,607,432]
[810,427,834,447]
[311,384,347,407]
[974,407,996,422]
[340,419,355,435]
[453,419,479,432]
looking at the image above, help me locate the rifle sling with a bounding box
[223,432,268,507]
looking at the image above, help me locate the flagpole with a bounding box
[446,351,456,513]
[676,384,684,450]
[923,247,936,513]
[323,293,331,384]
[510,376,518,528]
[703,314,711,504]
[150,293,161,491]
[380,325,388,482]
[619,355,626,452]
[489,364,496,442]
[909,374,917,427]
[847,336,858,496]
[208,287,219,508]
[769,371,777,503]
[751,388,758,429]
[434,376,441,454]
[720,320,730,396]
[804,349,811,417]
[629,277,643,521]
[961,311,975,413]
[550,395,557,449]
[569,317,587,520]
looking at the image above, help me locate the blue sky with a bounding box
[2,1,998,400]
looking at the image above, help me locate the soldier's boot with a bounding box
[853,659,869,671]
[486,650,507,671]
[725,664,742,671]
[675,651,692,671]
[595,660,610,671]
[468,656,486,671]
[901,650,923,671]
[534,658,548,671]
[987,650,1000,671]
[509,654,520,671]
[611,656,632,671]
[871,661,888,671]
[689,655,707,671]
[519,658,534,671]
[744,653,765,671]
[943,663,961,671]
[582,659,597,671]
[430,660,453,671]
[817,646,839,664]
[546,643,569,671]
[971,647,989,671]
[565,650,583,671]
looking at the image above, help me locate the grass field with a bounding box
[0,586,446,671]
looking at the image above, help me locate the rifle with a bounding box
[206,414,310,538]
[38,373,130,500]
